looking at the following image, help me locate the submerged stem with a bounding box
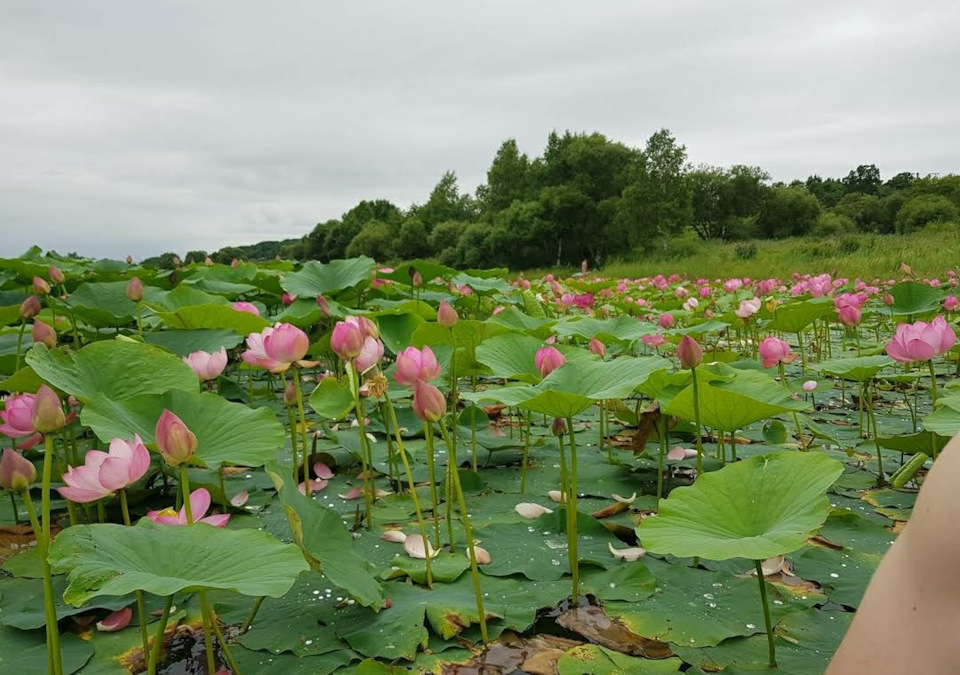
[147,595,174,675]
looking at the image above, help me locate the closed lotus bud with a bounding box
[31,319,56,349]
[155,409,197,467]
[535,346,566,378]
[19,295,41,320]
[413,380,446,423]
[32,276,51,295]
[316,295,331,318]
[331,320,365,360]
[677,335,703,370]
[32,385,66,434]
[437,301,459,328]
[204,256,214,266]
[49,265,65,285]
[0,448,36,491]
[883,293,895,306]
[126,277,143,302]
[412,270,423,288]
[588,338,606,358]
[552,417,567,436]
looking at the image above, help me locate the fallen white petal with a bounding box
[608,541,646,562]
[404,534,439,559]
[547,490,565,503]
[515,502,553,519]
[471,545,492,565]
[380,529,407,543]
[611,492,637,505]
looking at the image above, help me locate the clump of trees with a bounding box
[147,129,960,270]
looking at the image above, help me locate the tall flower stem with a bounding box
[379,401,398,488]
[9,491,18,524]
[14,320,27,372]
[438,422,488,644]
[520,412,531,493]
[179,467,216,675]
[657,412,667,505]
[119,490,150,660]
[281,371,299,484]
[22,486,62,675]
[147,595,174,675]
[470,375,479,471]
[292,370,311,496]
[754,559,777,668]
[241,596,265,633]
[208,602,241,675]
[865,381,886,485]
[39,434,64,675]
[565,416,581,601]
[928,360,939,407]
[346,362,373,527]
[690,367,704,476]
[383,393,433,587]
[423,423,442,548]
[778,363,806,449]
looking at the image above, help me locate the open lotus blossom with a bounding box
[354,336,384,374]
[515,502,553,519]
[242,323,313,373]
[182,347,228,381]
[886,315,957,363]
[735,297,762,320]
[231,301,260,316]
[147,488,230,527]
[535,346,566,378]
[403,533,438,559]
[608,542,646,562]
[96,607,133,632]
[0,393,43,449]
[394,346,442,387]
[758,337,797,369]
[58,436,151,503]
[834,293,863,327]
[667,446,698,461]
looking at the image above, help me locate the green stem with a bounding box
[557,428,569,503]
[147,596,174,675]
[9,491,19,524]
[292,370,311,495]
[866,381,885,485]
[779,363,805,448]
[119,490,150,660]
[179,467,216,673]
[566,416,581,601]
[520,411,531,493]
[470,376,479,471]
[690,367,704,477]
[23,488,62,675]
[241,596,265,633]
[657,412,667,506]
[347,363,373,526]
[754,560,777,668]
[40,435,63,675]
[208,601,241,675]
[383,394,433,587]
[380,402,398,488]
[14,320,26,372]
[423,424,442,549]
[281,371,299,486]
[438,423,488,643]
[928,359,939,407]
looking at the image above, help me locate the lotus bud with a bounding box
[32,385,66,434]
[412,270,423,288]
[883,293,894,306]
[552,417,567,436]
[412,380,446,423]
[126,277,143,302]
[49,265,65,285]
[588,338,606,358]
[204,256,214,266]
[331,320,364,360]
[436,301,458,328]
[802,380,818,392]
[281,292,297,306]
[19,296,41,320]
[535,346,566,378]
[316,295,331,318]
[658,313,674,329]
[31,319,56,349]
[155,409,197,467]
[0,449,36,491]
[125,255,133,264]
[676,335,702,369]
[32,276,51,296]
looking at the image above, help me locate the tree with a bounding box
[345,221,396,260]
[895,195,959,233]
[835,193,883,232]
[184,250,208,264]
[409,172,476,229]
[476,139,531,214]
[804,175,846,208]
[843,164,882,195]
[394,218,431,260]
[884,172,917,193]
[211,247,245,265]
[756,186,821,238]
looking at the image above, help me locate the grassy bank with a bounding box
[586,223,960,280]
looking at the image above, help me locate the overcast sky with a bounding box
[2,1,958,259]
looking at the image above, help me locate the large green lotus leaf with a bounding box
[816,355,895,382]
[376,312,425,354]
[48,521,308,606]
[54,280,158,326]
[553,315,657,343]
[765,298,833,333]
[280,258,375,297]
[660,365,809,431]
[605,561,801,648]
[0,575,133,629]
[309,377,356,420]
[268,463,384,609]
[887,280,943,315]
[791,545,879,608]
[0,627,93,675]
[638,452,843,560]
[876,429,949,455]
[26,340,197,403]
[150,303,270,335]
[233,647,357,675]
[144,328,243,357]
[665,319,731,337]
[485,306,557,338]
[451,272,513,294]
[145,284,230,311]
[474,333,594,383]
[922,394,960,436]
[375,260,457,285]
[540,356,670,401]
[0,304,23,328]
[81,390,284,468]
[558,645,681,675]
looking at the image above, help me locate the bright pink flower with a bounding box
[659,313,675,329]
[642,333,666,349]
[735,298,762,320]
[723,279,743,293]
[834,294,863,328]
[588,338,606,358]
[886,316,957,363]
[147,488,230,527]
[58,436,151,503]
[943,296,959,312]
[232,301,260,316]
[535,346,566,378]
[155,410,197,468]
[281,292,298,306]
[413,380,446,422]
[126,277,143,302]
[182,347,228,382]
[394,346,441,387]
[354,337,384,373]
[0,394,39,440]
[677,335,702,369]
[331,320,365,361]
[759,337,796,369]
[0,449,36,491]
[242,323,310,373]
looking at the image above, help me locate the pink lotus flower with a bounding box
[32,385,66,434]
[281,292,298,306]
[735,298,762,320]
[354,336,384,374]
[126,277,143,302]
[588,338,606,358]
[535,346,566,378]
[759,337,797,369]
[19,296,41,320]
[331,320,364,360]
[49,266,65,285]
[182,347,228,382]
[944,296,959,312]
[886,316,957,363]
[658,313,674,329]
[0,448,36,491]
[682,298,699,312]
[232,301,260,316]
[31,319,56,348]
[394,346,441,387]
[58,436,151,503]
[155,410,197,468]
[642,333,666,349]
[147,488,230,527]
[677,335,702,369]
[834,293,863,328]
[33,276,51,295]
[413,380,446,423]
[437,301,459,327]
[242,323,311,373]
[0,393,41,446]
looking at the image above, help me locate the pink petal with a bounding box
[298,479,328,495]
[339,487,364,500]
[98,456,133,492]
[187,488,212,521]
[230,490,249,507]
[313,462,334,480]
[96,606,133,632]
[199,514,231,528]
[57,486,109,503]
[515,502,553,519]
[403,534,438,559]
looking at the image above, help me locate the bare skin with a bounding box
[826,434,960,674]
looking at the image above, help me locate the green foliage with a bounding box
[734,242,758,260]
[895,194,959,233]
[756,186,821,238]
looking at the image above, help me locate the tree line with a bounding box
[146,129,960,270]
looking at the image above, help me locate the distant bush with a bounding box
[837,235,861,254]
[895,195,959,234]
[811,212,855,237]
[735,242,758,260]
